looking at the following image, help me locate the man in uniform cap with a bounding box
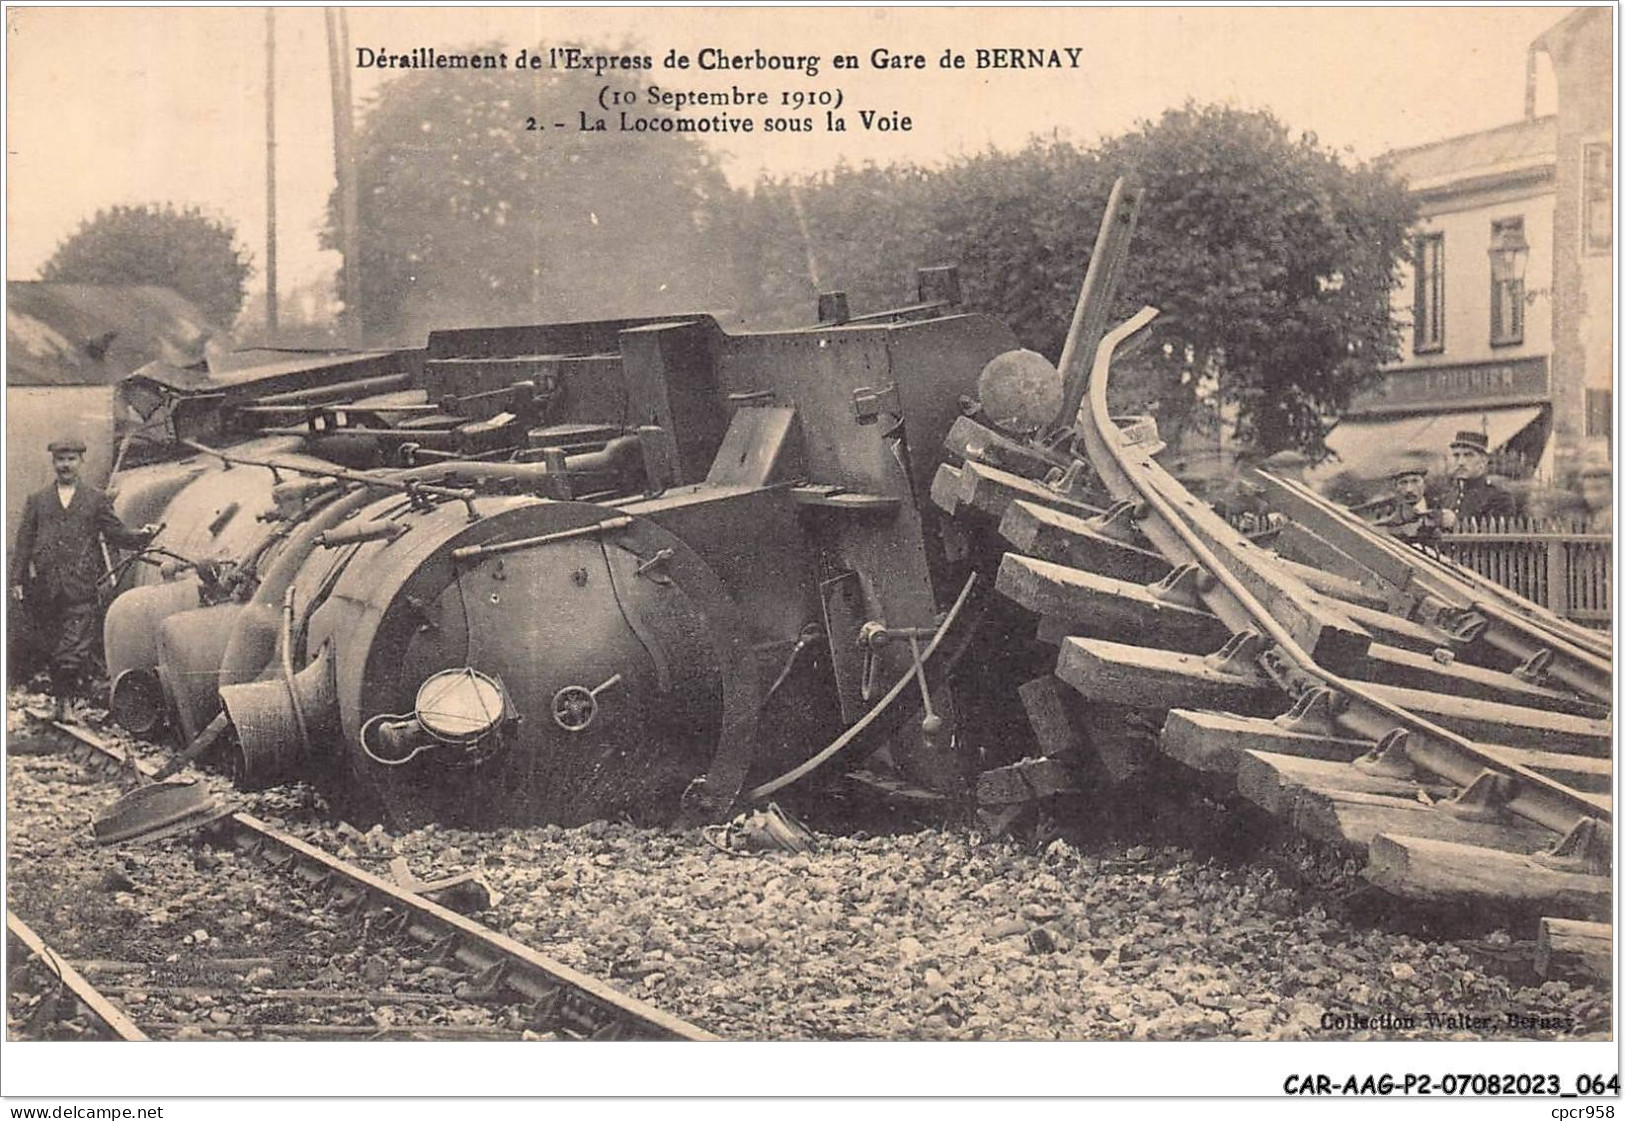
[9,435,157,717]
[1444,430,1516,526]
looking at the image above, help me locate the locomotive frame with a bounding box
[100,270,1026,828]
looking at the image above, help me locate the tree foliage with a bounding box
[1098,105,1415,455]
[735,105,1414,459]
[41,204,252,328]
[331,43,739,341]
[733,163,938,326]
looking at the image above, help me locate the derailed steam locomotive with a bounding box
[101,271,1032,827]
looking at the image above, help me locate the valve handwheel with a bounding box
[550,673,623,732]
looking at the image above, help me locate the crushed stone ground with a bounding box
[6,694,1611,1042]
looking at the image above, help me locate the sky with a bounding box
[5,5,1582,298]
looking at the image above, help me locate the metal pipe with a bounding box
[318,520,407,548]
[183,439,475,503]
[218,483,379,688]
[249,373,414,406]
[237,403,439,417]
[451,516,632,562]
[552,434,643,475]
[255,426,457,444]
[280,587,312,755]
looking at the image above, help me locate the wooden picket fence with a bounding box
[1439,517,1612,628]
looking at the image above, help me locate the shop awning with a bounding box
[1307,405,1544,485]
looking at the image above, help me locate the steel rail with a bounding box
[1256,471,1612,697]
[1049,177,1140,432]
[1274,469,1613,660]
[24,712,717,1041]
[1419,543,1611,658]
[1257,469,1612,659]
[1073,313,1609,851]
[7,910,150,1041]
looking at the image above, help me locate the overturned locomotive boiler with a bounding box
[101,275,1023,827]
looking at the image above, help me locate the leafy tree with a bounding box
[1097,105,1415,456]
[735,105,1415,459]
[41,204,252,328]
[734,162,938,328]
[330,43,739,341]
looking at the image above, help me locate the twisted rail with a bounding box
[1071,311,1608,855]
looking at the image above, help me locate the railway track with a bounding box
[936,183,1612,960]
[7,710,715,1041]
[8,910,149,1040]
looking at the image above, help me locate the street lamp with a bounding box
[1488,222,1549,308]
[1487,222,1529,287]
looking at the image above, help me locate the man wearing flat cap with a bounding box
[1444,429,1516,526]
[9,436,157,716]
[1374,458,1451,540]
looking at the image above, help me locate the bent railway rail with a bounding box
[16,711,715,1041]
[936,182,1612,940]
[8,911,151,1040]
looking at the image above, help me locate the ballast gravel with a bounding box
[293,815,1611,1042]
[6,696,1611,1042]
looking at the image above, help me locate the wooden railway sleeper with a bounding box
[1253,471,1610,699]
[1074,309,1608,855]
[1446,595,1604,698]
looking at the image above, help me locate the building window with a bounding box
[1584,141,1611,254]
[1586,388,1612,439]
[1489,217,1525,347]
[1413,233,1444,354]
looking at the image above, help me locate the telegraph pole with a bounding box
[265,9,278,336]
[326,8,361,343]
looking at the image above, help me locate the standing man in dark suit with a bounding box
[1445,430,1517,527]
[9,436,156,716]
